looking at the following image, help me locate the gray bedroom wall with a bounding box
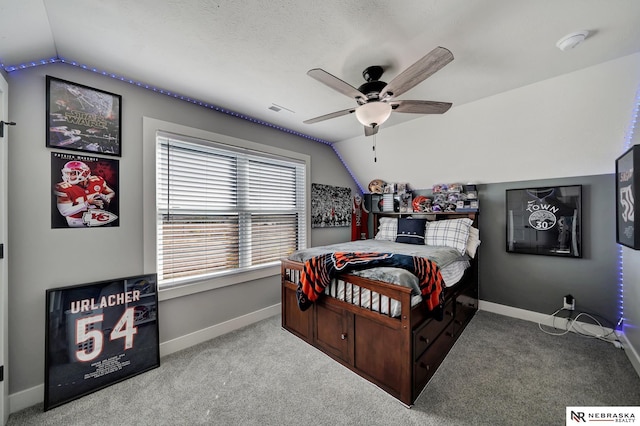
[620,120,640,368]
[6,63,357,396]
[478,175,619,323]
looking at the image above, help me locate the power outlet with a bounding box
[563,294,575,311]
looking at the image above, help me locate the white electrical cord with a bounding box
[538,308,621,346]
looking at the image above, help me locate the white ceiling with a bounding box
[1,0,640,142]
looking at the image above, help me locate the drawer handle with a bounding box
[446,331,454,337]
[446,310,454,317]
[419,362,431,371]
[340,333,347,340]
[419,336,430,345]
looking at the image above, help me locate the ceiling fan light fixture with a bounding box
[355,102,392,128]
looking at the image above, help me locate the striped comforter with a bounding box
[296,252,444,316]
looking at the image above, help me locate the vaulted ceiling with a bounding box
[1,1,640,142]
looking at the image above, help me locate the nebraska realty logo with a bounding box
[567,407,638,423]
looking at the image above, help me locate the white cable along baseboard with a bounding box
[479,300,640,379]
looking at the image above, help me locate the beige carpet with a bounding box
[8,311,640,425]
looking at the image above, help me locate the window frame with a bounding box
[143,117,310,301]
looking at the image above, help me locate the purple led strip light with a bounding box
[1,56,366,194]
[618,80,640,331]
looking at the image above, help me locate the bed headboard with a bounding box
[372,211,478,229]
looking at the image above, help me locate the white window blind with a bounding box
[157,132,306,287]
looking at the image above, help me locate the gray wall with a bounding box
[620,128,640,368]
[478,175,618,322]
[6,63,357,395]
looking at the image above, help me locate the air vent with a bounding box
[268,103,295,114]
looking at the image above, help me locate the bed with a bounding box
[281,212,479,406]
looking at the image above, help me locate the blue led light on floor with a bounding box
[1,55,366,193]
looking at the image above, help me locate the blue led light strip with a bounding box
[1,56,366,194]
[617,78,640,331]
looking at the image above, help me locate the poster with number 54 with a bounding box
[45,274,159,410]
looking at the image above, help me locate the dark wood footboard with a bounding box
[281,258,478,406]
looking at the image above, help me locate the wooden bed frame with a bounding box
[281,212,478,406]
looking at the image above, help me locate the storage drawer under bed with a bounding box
[453,285,478,335]
[413,321,457,397]
[412,299,454,360]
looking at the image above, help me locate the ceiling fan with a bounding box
[303,46,454,136]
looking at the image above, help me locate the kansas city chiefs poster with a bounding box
[51,152,119,228]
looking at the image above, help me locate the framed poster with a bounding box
[616,145,640,249]
[51,152,119,228]
[46,76,122,156]
[311,183,351,228]
[506,185,582,257]
[45,274,159,410]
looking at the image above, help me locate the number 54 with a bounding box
[75,308,138,362]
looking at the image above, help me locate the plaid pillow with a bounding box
[374,217,398,241]
[425,218,473,255]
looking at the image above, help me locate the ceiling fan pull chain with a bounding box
[373,134,377,162]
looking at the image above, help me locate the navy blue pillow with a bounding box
[395,218,427,245]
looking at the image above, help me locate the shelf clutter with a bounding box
[366,180,478,214]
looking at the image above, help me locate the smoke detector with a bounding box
[556,31,589,51]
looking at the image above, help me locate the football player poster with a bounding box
[51,152,120,228]
[44,274,160,410]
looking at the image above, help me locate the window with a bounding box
[156,131,306,288]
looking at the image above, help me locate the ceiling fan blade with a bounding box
[307,68,367,102]
[391,100,452,114]
[381,47,454,100]
[303,107,356,124]
[364,125,378,136]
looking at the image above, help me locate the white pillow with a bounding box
[424,218,473,255]
[466,226,481,258]
[375,217,398,241]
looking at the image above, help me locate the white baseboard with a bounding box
[618,330,640,379]
[8,384,43,415]
[8,304,281,414]
[159,303,280,357]
[479,300,640,378]
[480,300,551,324]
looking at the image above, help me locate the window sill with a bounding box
[157,263,281,301]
